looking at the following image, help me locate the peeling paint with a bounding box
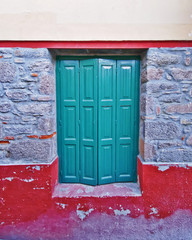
[158,165,170,172]
[114,207,131,216]
[76,205,94,221]
[56,203,66,209]
[149,207,159,215]
[33,187,45,190]
[2,177,35,182]
[32,166,41,171]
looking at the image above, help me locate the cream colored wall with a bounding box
[0,0,192,40]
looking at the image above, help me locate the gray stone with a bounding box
[166,103,192,114]
[0,151,5,159]
[8,140,52,161]
[0,62,16,82]
[171,68,192,81]
[0,124,2,138]
[15,48,50,58]
[157,149,192,162]
[39,74,54,95]
[4,125,32,135]
[186,135,192,146]
[6,90,28,102]
[28,61,53,72]
[38,117,55,134]
[16,103,52,116]
[140,95,155,115]
[147,67,163,81]
[21,77,38,82]
[180,118,192,125]
[4,82,27,89]
[147,53,180,66]
[14,58,24,64]
[0,83,3,97]
[159,94,181,103]
[158,141,182,149]
[146,82,178,94]
[144,142,156,160]
[0,102,11,113]
[145,121,181,140]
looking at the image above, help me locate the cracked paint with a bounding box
[114,207,131,216]
[158,165,170,172]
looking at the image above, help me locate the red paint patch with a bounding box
[156,106,160,116]
[39,132,56,139]
[31,73,38,77]
[0,55,3,58]
[181,136,185,141]
[4,136,15,140]
[27,135,38,139]
[0,140,10,144]
[2,122,7,124]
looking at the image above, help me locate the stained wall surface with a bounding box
[0,0,192,40]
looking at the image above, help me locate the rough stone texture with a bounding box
[0,102,11,113]
[0,48,56,164]
[186,135,192,146]
[8,141,52,162]
[140,47,192,162]
[6,90,29,102]
[16,103,52,116]
[0,62,16,82]
[157,149,192,162]
[39,74,55,95]
[4,125,33,135]
[145,121,180,140]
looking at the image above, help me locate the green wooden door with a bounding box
[57,58,139,185]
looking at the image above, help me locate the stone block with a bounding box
[39,74,55,95]
[15,48,50,58]
[6,90,28,102]
[0,83,3,97]
[147,67,163,81]
[157,149,192,162]
[140,95,155,115]
[0,102,11,113]
[147,53,180,66]
[159,94,181,103]
[38,117,55,134]
[180,118,192,125]
[186,135,192,146]
[28,61,53,72]
[171,68,192,81]
[0,62,16,82]
[16,103,52,116]
[8,140,52,161]
[4,125,32,135]
[146,82,178,94]
[145,121,180,140]
[158,141,182,149]
[166,103,192,114]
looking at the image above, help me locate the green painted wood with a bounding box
[59,60,80,183]
[80,59,98,185]
[57,58,140,185]
[116,60,137,182]
[98,59,116,184]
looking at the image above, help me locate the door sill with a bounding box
[52,182,142,198]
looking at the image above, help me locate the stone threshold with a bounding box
[52,182,142,198]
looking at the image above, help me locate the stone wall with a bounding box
[140,48,192,162]
[0,47,192,165]
[0,48,57,164]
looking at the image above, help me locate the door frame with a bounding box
[56,55,140,184]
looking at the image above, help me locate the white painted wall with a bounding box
[0,0,191,40]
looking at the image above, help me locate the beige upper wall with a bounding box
[0,0,192,40]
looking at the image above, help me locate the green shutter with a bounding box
[98,59,116,184]
[80,59,98,185]
[116,60,136,182]
[59,60,80,182]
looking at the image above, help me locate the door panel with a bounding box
[98,59,116,184]
[116,60,136,182]
[60,60,80,182]
[80,59,98,185]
